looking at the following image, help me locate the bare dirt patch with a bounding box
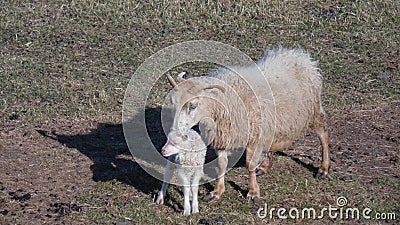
[291,102,400,179]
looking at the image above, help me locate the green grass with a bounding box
[1,0,399,224]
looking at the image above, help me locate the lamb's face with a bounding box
[161,130,188,157]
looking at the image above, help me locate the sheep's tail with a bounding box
[259,47,321,77]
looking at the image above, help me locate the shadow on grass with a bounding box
[275,151,320,176]
[227,181,247,198]
[37,107,169,195]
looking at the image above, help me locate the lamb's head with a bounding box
[161,130,203,157]
[161,130,187,157]
[166,73,225,131]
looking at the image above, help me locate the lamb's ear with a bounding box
[199,84,225,93]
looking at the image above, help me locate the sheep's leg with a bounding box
[255,151,274,176]
[315,125,331,179]
[313,109,331,179]
[204,150,227,202]
[246,146,261,203]
[181,177,191,215]
[255,141,289,176]
[156,158,174,204]
[191,170,202,214]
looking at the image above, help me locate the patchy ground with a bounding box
[0,0,398,224]
[0,102,398,224]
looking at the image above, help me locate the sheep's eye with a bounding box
[188,102,198,111]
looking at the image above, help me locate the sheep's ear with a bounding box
[182,134,188,141]
[200,84,225,93]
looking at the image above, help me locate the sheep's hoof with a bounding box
[247,193,260,204]
[255,168,265,176]
[204,191,220,202]
[315,168,330,179]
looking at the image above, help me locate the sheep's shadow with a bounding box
[36,107,170,195]
[276,151,320,176]
[35,105,222,210]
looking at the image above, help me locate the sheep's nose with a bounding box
[161,148,166,155]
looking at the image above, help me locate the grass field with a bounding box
[0,0,399,224]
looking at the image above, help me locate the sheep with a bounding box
[165,47,331,203]
[155,129,207,215]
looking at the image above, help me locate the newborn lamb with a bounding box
[156,129,207,215]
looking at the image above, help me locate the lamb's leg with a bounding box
[191,169,202,214]
[156,158,174,204]
[204,150,227,202]
[181,176,191,215]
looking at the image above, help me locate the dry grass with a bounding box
[1,0,398,122]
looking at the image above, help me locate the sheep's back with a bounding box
[209,48,322,148]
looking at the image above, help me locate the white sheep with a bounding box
[155,129,207,215]
[165,47,331,203]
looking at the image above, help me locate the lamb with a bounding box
[155,129,207,215]
[165,47,331,203]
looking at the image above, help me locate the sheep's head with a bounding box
[166,73,225,132]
